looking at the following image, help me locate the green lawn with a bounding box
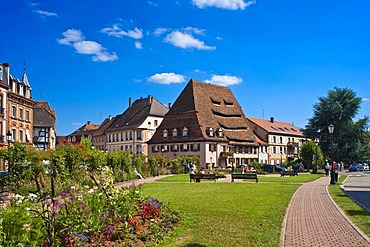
[142,174,321,247]
[329,175,370,237]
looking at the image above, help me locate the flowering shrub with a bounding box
[0,176,182,246]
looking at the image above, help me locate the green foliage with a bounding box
[300,141,324,169]
[0,193,45,246]
[0,172,182,246]
[304,87,369,164]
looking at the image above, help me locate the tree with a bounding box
[304,87,369,164]
[300,141,324,172]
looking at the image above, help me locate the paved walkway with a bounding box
[282,176,370,247]
[113,175,173,189]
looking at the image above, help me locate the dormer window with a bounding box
[182,127,188,137]
[216,128,223,137]
[163,129,168,138]
[173,128,178,137]
[207,127,214,137]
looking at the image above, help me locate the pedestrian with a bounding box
[324,162,330,176]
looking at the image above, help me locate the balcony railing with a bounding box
[220,151,234,157]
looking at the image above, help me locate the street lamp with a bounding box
[314,137,320,174]
[328,124,336,184]
[6,131,12,150]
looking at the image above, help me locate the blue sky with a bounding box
[1,0,369,136]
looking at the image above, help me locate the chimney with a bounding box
[168,102,172,109]
[2,63,10,86]
[270,117,274,123]
[109,115,112,120]
[129,97,132,108]
[87,121,91,125]
[149,95,153,104]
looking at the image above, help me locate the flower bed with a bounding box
[0,172,182,246]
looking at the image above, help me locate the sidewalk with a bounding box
[282,176,370,247]
[113,175,173,189]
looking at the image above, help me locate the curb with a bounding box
[327,180,370,244]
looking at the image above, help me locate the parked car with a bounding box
[363,163,369,171]
[348,163,364,172]
[262,164,287,173]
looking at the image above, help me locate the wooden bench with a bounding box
[190,173,217,182]
[231,173,258,183]
[280,170,298,177]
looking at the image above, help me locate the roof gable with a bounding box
[247,117,304,136]
[106,96,168,132]
[149,79,256,145]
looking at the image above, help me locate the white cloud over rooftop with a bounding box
[205,75,242,86]
[148,73,186,84]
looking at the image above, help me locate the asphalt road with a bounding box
[342,171,370,212]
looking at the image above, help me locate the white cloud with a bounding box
[204,75,242,86]
[192,0,256,10]
[58,29,118,62]
[57,29,85,45]
[153,28,169,36]
[101,24,143,39]
[164,31,215,50]
[33,9,58,17]
[362,97,369,101]
[135,41,143,49]
[148,73,186,84]
[148,1,158,6]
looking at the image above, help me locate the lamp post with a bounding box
[313,138,319,174]
[328,124,336,184]
[6,131,12,150]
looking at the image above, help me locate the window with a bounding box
[280,147,283,154]
[280,137,283,144]
[19,130,23,142]
[26,110,30,121]
[273,147,276,154]
[19,108,23,120]
[88,134,92,140]
[12,106,16,118]
[26,130,31,142]
[273,136,276,143]
[207,127,214,137]
[154,120,158,126]
[183,144,188,151]
[163,129,168,138]
[137,131,142,140]
[173,128,178,137]
[182,127,188,137]
[12,129,16,141]
[217,128,223,137]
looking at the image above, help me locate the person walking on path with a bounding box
[324,162,330,176]
[282,176,370,247]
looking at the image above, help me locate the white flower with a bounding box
[88,189,94,193]
[28,193,37,200]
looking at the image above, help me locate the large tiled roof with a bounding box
[105,96,168,133]
[246,116,304,136]
[33,101,56,128]
[93,116,115,136]
[148,79,257,146]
